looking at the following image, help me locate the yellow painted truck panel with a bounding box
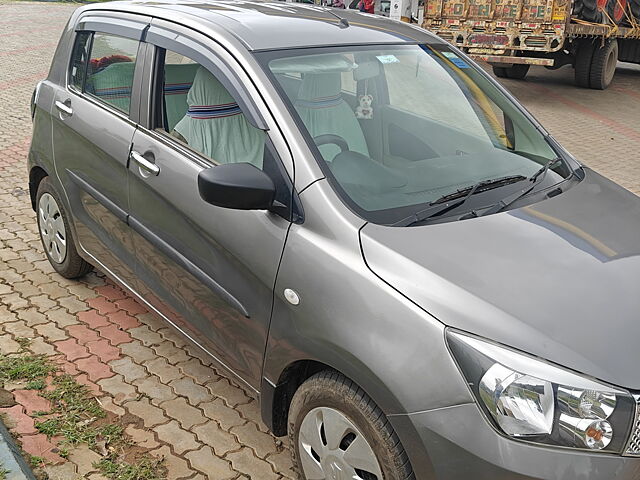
[423,0,570,53]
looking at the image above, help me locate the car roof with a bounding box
[94,0,443,51]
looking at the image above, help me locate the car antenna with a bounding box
[323,7,350,28]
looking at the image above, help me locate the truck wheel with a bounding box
[288,371,414,480]
[492,65,529,79]
[575,39,596,88]
[506,64,530,79]
[492,66,509,78]
[590,39,618,89]
[573,0,584,16]
[608,0,628,23]
[576,0,605,22]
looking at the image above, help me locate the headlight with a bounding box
[447,330,636,453]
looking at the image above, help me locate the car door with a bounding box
[51,14,149,285]
[128,22,296,391]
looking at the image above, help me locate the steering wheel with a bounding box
[313,134,349,153]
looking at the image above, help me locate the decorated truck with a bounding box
[421,0,640,88]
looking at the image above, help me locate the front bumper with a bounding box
[471,54,554,66]
[390,403,640,480]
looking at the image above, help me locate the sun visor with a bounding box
[353,60,381,81]
[270,54,357,74]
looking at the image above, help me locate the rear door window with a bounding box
[84,33,140,115]
[69,32,91,91]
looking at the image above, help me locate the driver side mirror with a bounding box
[198,163,275,210]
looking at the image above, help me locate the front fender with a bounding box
[261,190,473,417]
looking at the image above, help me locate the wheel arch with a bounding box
[29,165,49,211]
[262,359,329,437]
[262,356,438,478]
[262,353,406,438]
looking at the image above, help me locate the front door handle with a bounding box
[54,100,73,116]
[130,150,160,176]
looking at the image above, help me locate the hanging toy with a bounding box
[356,94,373,119]
[355,80,373,120]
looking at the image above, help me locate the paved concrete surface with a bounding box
[0,2,638,479]
[493,61,640,195]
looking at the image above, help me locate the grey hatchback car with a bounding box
[28,1,640,479]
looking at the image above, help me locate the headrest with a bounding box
[270,54,356,74]
[187,66,236,108]
[296,72,342,103]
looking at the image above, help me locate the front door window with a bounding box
[156,49,265,169]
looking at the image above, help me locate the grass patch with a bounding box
[14,338,31,350]
[35,374,119,449]
[0,463,8,480]
[95,458,165,480]
[27,455,45,469]
[0,353,166,479]
[0,354,54,383]
[26,379,46,390]
[42,374,104,419]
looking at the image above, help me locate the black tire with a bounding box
[573,0,584,16]
[607,0,628,23]
[492,66,509,78]
[506,64,530,79]
[590,39,618,89]
[575,39,596,88]
[492,64,529,79]
[575,0,605,22]
[36,177,93,279]
[289,370,414,480]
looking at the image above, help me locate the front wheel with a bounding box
[289,371,414,480]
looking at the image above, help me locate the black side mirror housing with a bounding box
[198,163,275,210]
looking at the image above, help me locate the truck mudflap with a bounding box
[471,54,555,65]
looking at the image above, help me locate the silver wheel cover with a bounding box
[38,193,67,264]
[298,407,383,480]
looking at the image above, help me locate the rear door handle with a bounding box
[130,150,160,176]
[54,100,73,116]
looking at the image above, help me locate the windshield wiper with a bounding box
[477,158,562,217]
[392,175,527,227]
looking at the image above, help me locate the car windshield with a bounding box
[259,44,570,224]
